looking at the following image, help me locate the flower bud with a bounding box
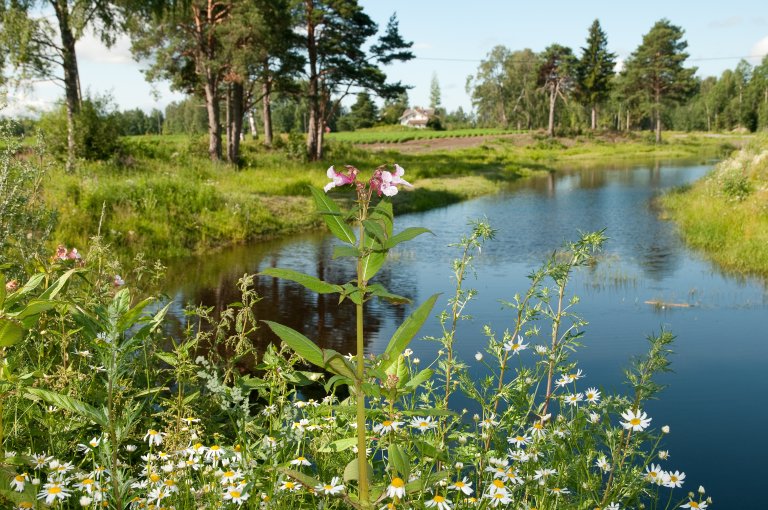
[475,352,483,361]
[661,425,670,434]
[698,486,705,494]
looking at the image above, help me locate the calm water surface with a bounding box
[165,160,767,507]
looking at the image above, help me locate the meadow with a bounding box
[39,131,737,261]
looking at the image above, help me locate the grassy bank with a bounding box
[44,131,740,260]
[660,136,768,277]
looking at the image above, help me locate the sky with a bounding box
[3,0,768,117]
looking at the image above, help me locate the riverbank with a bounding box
[660,136,768,277]
[45,131,742,260]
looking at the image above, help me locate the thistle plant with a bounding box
[260,163,436,509]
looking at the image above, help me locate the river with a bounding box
[165,159,767,508]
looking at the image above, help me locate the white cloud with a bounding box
[77,33,134,65]
[709,16,742,29]
[751,36,768,59]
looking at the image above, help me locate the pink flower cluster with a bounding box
[54,245,82,264]
[323,164,412,196]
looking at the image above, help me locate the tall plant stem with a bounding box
[541,282,566,418]
[355,206,370,509]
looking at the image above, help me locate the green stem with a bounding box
[355,200,370,509]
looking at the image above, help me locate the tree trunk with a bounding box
[204,75,222,161]
[305,0,320,160]
[547,85,557,137]
[262,79,273,146]
[249,111,258,140]
[53,0,81,172]
[654,92,662,143]
[591,105,597,130]
[226,81,244,164]
[626,110,630,132]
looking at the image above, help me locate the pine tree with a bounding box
[623,19,696,142]
[430,72,442,111]
[576,19,616,130]
[538,44,577,137]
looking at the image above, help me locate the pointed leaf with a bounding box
[26,388,108,427]
[388,444,410,479]
[259,268,342,294]
[310,187,356,245]
[362,219,387,244]
[15,299,57,320]
[279,468,323,491]
[404,470,450,494]
[333,245,361,259]
[322,348,356,379]
[3,273,44,307]
[380,293,440,371]
[0,273,6,306]
[360,251,387,283]
[262,321,323,368]
[367,283,411,304]
[404,369,434,390]
[343,459,373,482]
[319,437,358,453]
[370,200,394,236]
[39,268,79,300]
[0,318,24,347]
[384,227,432,249]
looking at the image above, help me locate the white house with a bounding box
[399,107,434,128]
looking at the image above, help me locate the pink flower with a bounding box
[55,245,68,260]
[371,164,412,197]
[324,165,358,192]
[5,279,18,292]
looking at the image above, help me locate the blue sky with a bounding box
[3,0,767,116]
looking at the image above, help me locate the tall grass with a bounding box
[660,135,768,276]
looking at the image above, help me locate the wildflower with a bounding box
[17,502,33,510]
[503,336,528,354]
[410,416,437,432]
[371,164,412,197]
[144,429,164,446]
[662,425,670,433]
[113,275,125,287]
[11,472,29,491]
[681,500,708,509]
[620,409,652,431]
[413,358,420,365]
[589,412,601,423]
[5,279,18,292]
[75,477,97,494]
[31,454,52,469]
[533,468,557,484]
[507,432,530,447]
[535,345,548,355]
[475,352,483,361]
[550,487,570,495]
[292,418,310,432]
[403,348,413,357]
[386,477,406,499]
[315,477,344,495]
[606,503,620,510]
[502,469,523,485]
[425,494,452,510]
[486,479,506,495]
[479,414,499,429]
[698,486,706,495]
[324,165,358,192]
[205,444,225,462]
[261,404,277,416]
[278,480,301,492]
[563,393,583,406]
[596,456,612,472]
[664,470,685,488]
[585,387,601,403]
[289,456,311,467]
[79,495,93,507]
[221,469,243,484]
[530,420,547,438]
[77,436,101,453]
[485,490,511,507]
[38,481,71,505]
[223,483,250,505]
[658,450,670,460]
[645,464,666,485]
[373,419,403,434]
[448,477,473,495]
[146,486,169,505]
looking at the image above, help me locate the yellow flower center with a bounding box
[296,456,306,462]
[49,486,62,495]
[382,420,392,427]
[82,478,95,485]
[148,429,157,435]
[19,503,33,509]
[391,477,405,488]
[285,482,295,489]
[690,504,700,509]
[630,418,641,426]
[164,479,176,487]
[433,495,445,503]
[224,471,235,478]
[230,491,241,498]
[210,445,220,451]
[420,421,428,427]
[455,481,465,487]
[234,445,242,452]
[324,485,333,490]
[150,473,161,482]
[15,475,25,482]
[533,422,543,429]
[493,493,505,499]
[516,436,524,441]
[492,479,504,488]
[193,442,203,450]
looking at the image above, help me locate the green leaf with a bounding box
[319,437,357,453]
[39,268,79,300]
[404,470,450,494]
[262,321,323,368]
[340,283,364,305]
[359,200,394,282]
[343,459,373,482]
[360,250,386,283]
[116,296,155,333]
[279,468,323,491]
[370,199,394,237]
[404,369,434,390]
[259,268,342,295]
[26,388,108,427]
[367,283,411,304]
[322,348,356,379]
[380,293,439,372]
[0,273,6,306]
[155,352,178,367]
[15,299,57,320]
[3,273,44,307]
[310,186,356,245]
[0,318,24,347]
[388,444,410,479]
[384,227,432,249]
[333,245,361,259]
[362,219,387,244]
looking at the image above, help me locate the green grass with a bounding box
[43,131,738,260]
[660,135,768,277]
[326,126,523,144]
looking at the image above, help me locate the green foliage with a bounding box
[0,126,54,276]
[576,19,617,127]
[38,95,122,161]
